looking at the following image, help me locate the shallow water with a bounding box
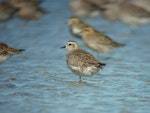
[0,0,150,113]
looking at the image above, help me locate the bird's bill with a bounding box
[60,45,66,48]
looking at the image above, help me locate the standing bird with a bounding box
[68,17,92,38]
[81,27,124,53]
[0,42,25,63]
[61,40,105,82]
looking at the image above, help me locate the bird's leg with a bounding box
[79,76,82,83]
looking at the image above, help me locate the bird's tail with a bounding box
[19,49,25,52]
[99,62,106,66]
[95,62,106,69]
[8,48,25,55]
[115,42,125,47]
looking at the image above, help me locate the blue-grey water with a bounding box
[0,0,150,113]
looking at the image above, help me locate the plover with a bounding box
[81,27,124,53]
[8,0,45,20]
[0,2,18,21]
[130,0,150,12]
[61,40,105,82]
[0,42,25,63]
[8,0,43,8]
[102,1,150,25]
[69,0,101,18]
[119,2,150,25]
[17,5,45,20]
[68,17,92,38]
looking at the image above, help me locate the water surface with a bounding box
[0,0,150,113]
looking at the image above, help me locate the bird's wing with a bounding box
[0,43,9,52]
[0,51,9,56]
[93,32,124,47]
[93,33,116,45]
[0,42,22,55]
[67,50,99,67]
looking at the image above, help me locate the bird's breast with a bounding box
[72,27,82,34]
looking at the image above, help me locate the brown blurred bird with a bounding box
[130,0,150,12]
[101,2,119,21]
[102,1,150,25]
[119,2,150,25]
[8,0,43,8]
[70,0,101,18]
[8,0,45,20]
[0,42,25,63]
[68,17,92,38]
[81,27,124,53]
[0,2,18,21]
[17,5,45,20]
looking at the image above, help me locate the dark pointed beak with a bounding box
[60,45,66,48]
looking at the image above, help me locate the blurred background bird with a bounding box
[129,0,150,12]
[8,0,45,20]
[0,0,46,22]
[102,0,150,25]
[69,0,150,26]
[81,27,124,53]
[69,0,103,18]
[8,0,43,7]
[16,3,45,20]
[68,17,93,38]
[0,1,18,21]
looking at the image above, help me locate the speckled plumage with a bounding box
[61,40,105,82]
[0,42,25,63]
[81,27,124,53]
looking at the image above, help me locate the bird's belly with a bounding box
[0,55,9,63]
[69,65,99,76]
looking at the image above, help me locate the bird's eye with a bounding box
[68,43,72,46]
